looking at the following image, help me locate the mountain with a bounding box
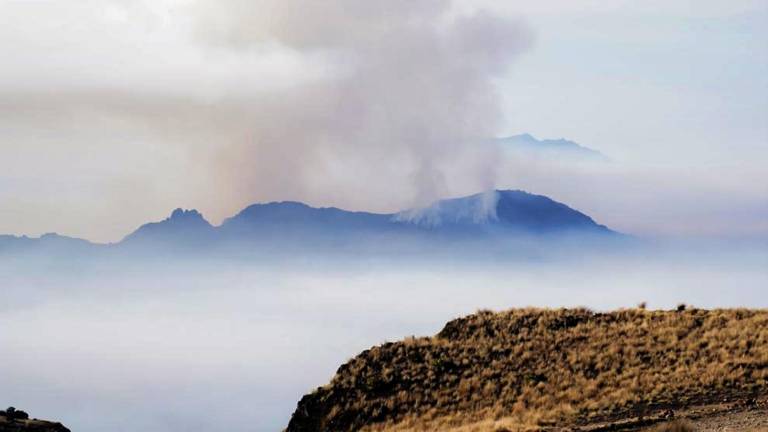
[121,208,215,248]
[286,307,768,432]
[216,190,610,239]
[498,133,608,161]
[161,190,612,252]
[219,201,396,238]
[0,190,617,257]
[396,190,609,233]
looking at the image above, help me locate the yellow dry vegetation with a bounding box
[286,308,768,432]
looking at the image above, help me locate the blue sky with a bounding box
[494,2,768,164]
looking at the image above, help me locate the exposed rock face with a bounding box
[286,308,768,432]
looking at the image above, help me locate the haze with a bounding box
[1,247,766,431]
[1,0,766,242]
[1,1,766,432]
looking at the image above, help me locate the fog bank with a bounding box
[1,243,765,431]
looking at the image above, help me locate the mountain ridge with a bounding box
[0,190,617,255]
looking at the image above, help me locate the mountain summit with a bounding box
[498,133,608,161]
[121,208,214,246]
[396,190,608,233]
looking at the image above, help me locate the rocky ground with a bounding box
[580,398,768,431]
[648,400,768,432]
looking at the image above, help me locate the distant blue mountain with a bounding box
[215,201,407,250]
[121,208,215,248]
[221,201,393,234]
[498,134,608,161]
[123,190,613,252]
[0,232,94,254]
[396,190,609,234]
[0,190,616,257]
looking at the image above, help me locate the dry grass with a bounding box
[650,420,695,432]
[286,308,768,432]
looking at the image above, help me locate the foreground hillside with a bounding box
[286,308,768,431]
[0,415,69,432]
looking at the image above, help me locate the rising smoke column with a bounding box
[190,0,533,213]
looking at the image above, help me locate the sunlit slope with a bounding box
[286,308,768,431]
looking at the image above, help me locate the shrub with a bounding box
[2,407,30,420]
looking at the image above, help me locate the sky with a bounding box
[1,0,766,242]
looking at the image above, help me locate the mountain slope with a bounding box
[222,201,392,230]
[397,190,610,233]
[218,201,398,241]
[286,308,768,432]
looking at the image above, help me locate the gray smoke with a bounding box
[188,0,533,210]
[395,189,499,226]
[0,0,532,241]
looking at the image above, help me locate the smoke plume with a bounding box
[189,0,533,210]
[0,0,531,241]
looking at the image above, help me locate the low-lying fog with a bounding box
[1,243,766,431]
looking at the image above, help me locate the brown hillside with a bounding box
[286,308,768,431]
